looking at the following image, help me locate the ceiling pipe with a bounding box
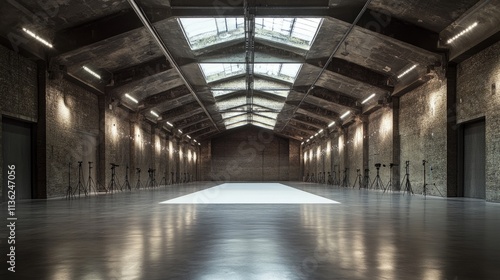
[280,0,373,133]
[127,0,220,132]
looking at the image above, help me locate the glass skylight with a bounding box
[217,96,247,111]
[254,63,301,83]
[251,121,275,130]
[179,18,244,50]
[254,112,279,119]
[222,112,247,119]
[200,64,245,83]
[252,115,276,127]
[255,18,322,50]
[226,121,248,130]
[253,96,285,111]
[225,114,249,126]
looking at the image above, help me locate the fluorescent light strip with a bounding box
[362,93,376,104]
[309,136,314,139]
[82,66,101,79]
[318,129,324,134]
[194,139,198,143]
[125,94,139,104]
[306,139,310,143]
[340,111,351,119]
[328,121,335,128]
[187,135,191,139]
[166,122,173,127]
[301,142,304,145]
[397,65,417,79]
[22,28,53,48]
[198,143,201,146]
[150,110,159,118]
[447,22,478,44]
[178,129,183,134]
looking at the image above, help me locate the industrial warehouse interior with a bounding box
[1,0,500,279]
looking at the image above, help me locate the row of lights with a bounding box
[124,93,200,146]
[301,110,351,145]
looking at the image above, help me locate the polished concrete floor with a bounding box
[2,182,500,280]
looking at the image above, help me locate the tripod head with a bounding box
[389,163,398,168]
[405,161,410,167]
[422,160,427,165]
[110,163,119,168]
[78,161,83,164]
[375,163,381,169]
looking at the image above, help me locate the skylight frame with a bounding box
[178,18,245,50]
[254,17,323,50]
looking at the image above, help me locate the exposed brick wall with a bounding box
[45,77,99,197]
[400,78,448,196]
[457,40,500,202]
[368,108,393,186]
[207,126,296,181]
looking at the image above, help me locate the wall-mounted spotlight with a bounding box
[340,111,351,119]
[82,66,101,79]
[361,93,376,104]
[22,28,53,48]
[397,65,417,79]
[150,110,159,118]
[125,93,139,104]
[447,22,478,44]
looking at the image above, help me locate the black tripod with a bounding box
[171,172,175,184]
[384,163,398,193]
[371,163,385,190]
[400,161,413,195]
[65,162,74,200]
[341,168,349,187]
[74,161,88,197]
[363,169,370,189]
[159,171,167,187]
[327,172,333,185]
[422,160,444,198]
[108,164,120,193]
[146,168,156,188]
[135,168,142,189]
[353,169,362,189]
[87,162,99,195]
[123,165,131,191]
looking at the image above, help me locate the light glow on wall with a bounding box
[58,95,71,126]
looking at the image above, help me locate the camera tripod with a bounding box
[384,163,398,193]
[171,172,175,184]
[327,172,333,185]
[422,160,444,198]
[65,162,74,200]
[159,171,167,187]
[363,169,370,189]
[86,162,99,195]
[341,168,350,188]
[146,168,157,188]
[135,168,142,189]
[123,165,131,191]
[353,169,362,189]
[74,161,88,197]
[400,161,414,195]
[108,164,120,193]
[371,163,384,190]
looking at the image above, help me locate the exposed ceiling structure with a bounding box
[1,0,499,143]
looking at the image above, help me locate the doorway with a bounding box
[462,119,486,199]
[2,117,34,200]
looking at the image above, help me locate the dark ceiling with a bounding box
[1,0,499,143]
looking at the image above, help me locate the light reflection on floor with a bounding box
[160,183,340,204]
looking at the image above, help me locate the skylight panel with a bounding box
[225,114,249,126]
[217,96,247,111]
[252,115,276,127]
[251,121,275,130]
[179,18,244,50]
[255,112,279,120]
[222,112,247,119]
[254,63,301,83]
[226,121,248,130]
[253,96,285,111]
[255,18,322,50]
[200,63,245,83]
[260,90,290,99]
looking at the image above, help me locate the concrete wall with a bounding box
[457,40,500,202]
[206,126,299,181]
[0,44,38,201]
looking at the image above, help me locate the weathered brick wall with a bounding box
[45,77,99,197]
[208,126,294,181]
[400,78,448,195]
[457,40,500,202]
[346,121,364,184]
[0,45,37,200]
[368,108,393,186]
[104,106,131,190]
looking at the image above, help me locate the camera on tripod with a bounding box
[389,163,398,168]
[111,163,119,167]
[375,163,381,168]
[78,161,83,164]
[422,160,427,165]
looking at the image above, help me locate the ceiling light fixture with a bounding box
[301,142,304,145]
[309,135,314,139]
[318,129,324,134]
[328,121,335,128]
[166,122,173,127]
[82,66,101,79]
[340,111,351,119]
[22,28,53,48]
[125,93,138,104]
[150,110,159,118]
[198,143,201,146]
[306,139,310,143]
[194,139,198,143]
[187,135,191,139]
[178,129,182,134]
[447,22,478,44]
[361,93,376,104]
[397,64,417,79]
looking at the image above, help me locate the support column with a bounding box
[35,60,47,198]
[97,94,107,190]
[392,96,401,191]
[362,116,370,177]
[129,117,137,184]
[446,63,458,197]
